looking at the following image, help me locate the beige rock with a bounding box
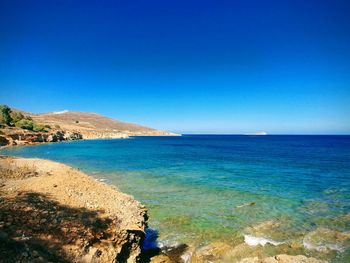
[191,241,233,262]
[238,254,327,263]
[151,254,174,263]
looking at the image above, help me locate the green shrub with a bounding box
[0,105,51,132]
[33,123,46,132]
[15,119,34,130]
[11,112,25,123]
[0,105,13,126]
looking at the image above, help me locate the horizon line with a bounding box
[179,133,350,136]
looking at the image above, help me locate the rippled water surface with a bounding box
[2,135,350,261]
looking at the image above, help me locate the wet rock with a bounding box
[191,241,233,262]
[289,241,302,249]
[245,220,280,234]
[214,242,264,262]
[236,202,256,208]
[303,227,350,253]
[150,254,174,263]
[161,243,188,262]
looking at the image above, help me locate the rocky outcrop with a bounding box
[0,128,83,147]
[0,156,148,262]
[65,131,83,140]
[0,107,180,147]
[0,135,9,146]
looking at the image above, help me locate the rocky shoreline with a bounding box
[0,127,179,148]
[0,127,83,147]
[0,156,148,262]
[0,155,331,263]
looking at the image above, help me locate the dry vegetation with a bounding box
[31,111,172,137]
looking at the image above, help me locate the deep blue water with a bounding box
[1,135,350,261]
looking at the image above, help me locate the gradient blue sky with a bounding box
[0,0,349,134]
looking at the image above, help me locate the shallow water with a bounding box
[1,135,350,261]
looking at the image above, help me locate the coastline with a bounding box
[0,126,181,150]
[0,155,148,262]
[0,152,332,262]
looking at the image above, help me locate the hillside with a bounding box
[31,110,174,138]
[0,106,176,147]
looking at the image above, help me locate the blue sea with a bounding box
[1,135,350,261]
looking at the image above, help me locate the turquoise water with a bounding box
[1,135,350,261]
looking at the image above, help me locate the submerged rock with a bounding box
[236,202,256,208]
[243,220,284,247]
[303,227,350,253]
[244,235,283,246]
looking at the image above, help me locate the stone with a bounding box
[289,241,302,249]
[32,250,39,257]
[191,242,233,262]
[150,254,173,263]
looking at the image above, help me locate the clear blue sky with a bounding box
[0,0,349,134]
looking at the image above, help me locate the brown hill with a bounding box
[30,110,175,138]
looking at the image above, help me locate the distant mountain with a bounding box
[30,110,176,138]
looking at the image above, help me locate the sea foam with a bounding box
[303,238,345,252]
[244,234,283,246]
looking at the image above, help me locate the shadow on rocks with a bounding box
[0,191,114,263]
[140,228,188,263]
